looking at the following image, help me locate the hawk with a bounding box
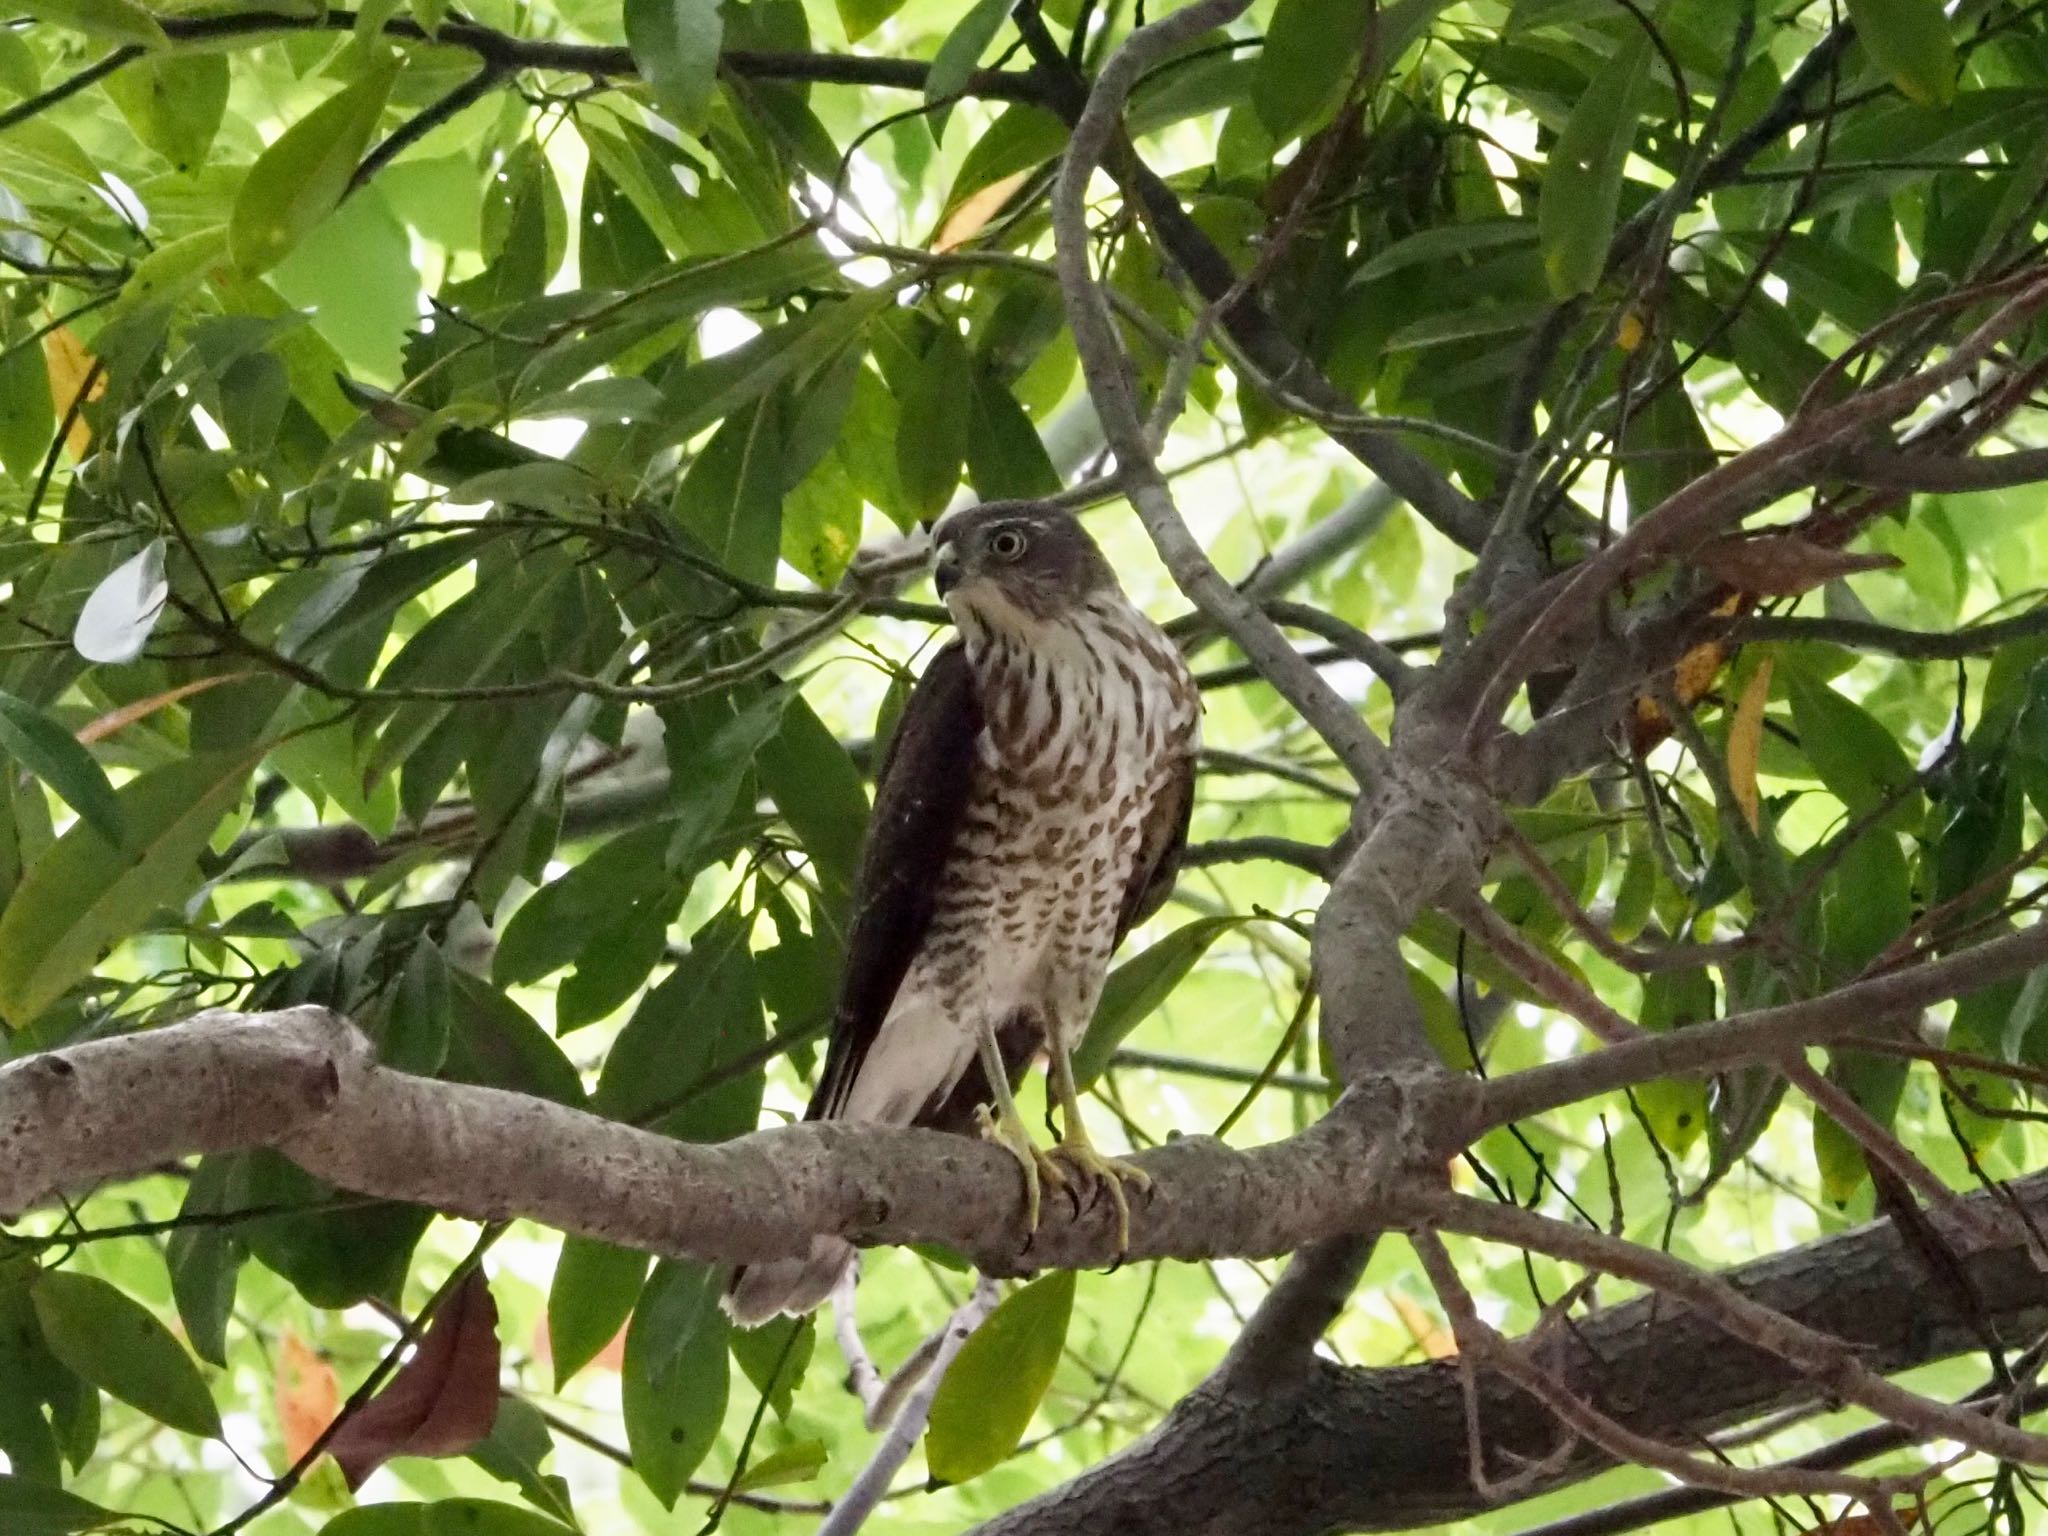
[724,502,1201,1326]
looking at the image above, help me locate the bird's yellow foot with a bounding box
[1048,1135,1151,1253]
[975,1104,1068,1231]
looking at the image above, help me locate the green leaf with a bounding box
[621,1261,729,1507]
[1253,0,1370,141]
[1821,829,1909,977]
[318,1499,578,1536]
[12,0,165,48]
[0,1476,119,1536]
[625,0,724,132]
[1072,918,1241,1090]
[0,691,121,845]
[593,914,765,1139]
[167,1156,248,1368]
[466,1397,577,1527]
[376,939,452,1076]
[1846,0,1956,107]
[653,290,889,446]
[105,52,227,174]
[926,1272,1073,1484]
[547,1238,647,1390]
[730,1313,812,1421]
[927,0,1009,105]
[733,1436,826,1490]
[673,392,785,588]
[1538,35,1650,296]
[896,326,975,518]
[755,692,868,911]
[228,55,399,275]
[31,1271,221,1438]
[966,373,1061,501]
[0,330,52,480]
[836,0,904,41]
[0,748,255,1028]
[240,1150,433,1309]
[1785,673,1921,828]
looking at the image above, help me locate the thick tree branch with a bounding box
[971,1168,2048,1536]
[0,1007,1449,1273]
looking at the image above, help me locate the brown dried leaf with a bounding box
[1694,533,1900,597]
[328,1270,502,1490]
[275,1328,340,1466]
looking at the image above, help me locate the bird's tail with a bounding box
[721,1235,854,1328]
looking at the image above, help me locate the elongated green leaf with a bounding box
[896,326,974,518]
[105,53,227,174]
[927,1273,1073,1484]
[673,393,784,587]
[547,1238,647,1390]
[624,0,723,132]
[32,1271,221,1438]
[167,1156,248,1368]
[0,691,121,845]
[621,1260,728,1507]
[319,1499,577,1536]
[0,1475,120,1536]
[1846,0,1956,107]
[1785,673,1921,828]
[927,0,1009,105]
[13,0,164,48]
[654,290,889,446]
[1539,36,1650,296]
[1253,0,1370,141]
[0,329,52,480]
[228,56,398,275]
[0,748,255,1027]
[1072,918,1241,1090]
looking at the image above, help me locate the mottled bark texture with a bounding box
[974,1172,2048,1536]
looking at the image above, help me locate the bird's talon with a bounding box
[978,1105,1069,1232]
[1047,1139,1149,1255]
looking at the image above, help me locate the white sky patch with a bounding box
[508,416,589,458]
[698,306,761,358]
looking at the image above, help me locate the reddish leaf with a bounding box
[275,1328,340,1466]
[1693,533,1900,597]
[328,1271,503,1490]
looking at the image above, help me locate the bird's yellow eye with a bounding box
[989,527,1028,560]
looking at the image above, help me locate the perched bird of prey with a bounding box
[724,502,1201,1326]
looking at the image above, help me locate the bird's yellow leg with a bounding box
[972,1018,1065,1232]
[1045,1026,1151,1253]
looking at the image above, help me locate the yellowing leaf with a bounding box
[1390,1293,1456,1359]
[927,1273,1073,1484]
[228,58,398,275]
[276,1329,339,1466]
[41,326,102,459]
[935,170,1028,252]
[1728,656,1773,832]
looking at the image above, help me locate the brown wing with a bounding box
[806,643,981,1121]
[1115,749,1195,942]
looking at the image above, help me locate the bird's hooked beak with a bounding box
[933,541,962,598]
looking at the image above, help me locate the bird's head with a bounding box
[931,502,1119,633]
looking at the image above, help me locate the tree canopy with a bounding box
[2,0,2048,1534]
